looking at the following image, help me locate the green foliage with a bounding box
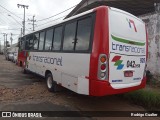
[123,89,160,110]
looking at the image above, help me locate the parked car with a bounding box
[5,52,11,60]
[8,52,14,61]
[13,52,18,63]
[0,51,3,55]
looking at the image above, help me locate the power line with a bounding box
[0,12,33,17]
[8,14,23,27]
[0,29,21,31]
[0,15,19,29]
[0,4,23,20]
[36,4,77,22]
[36,15,66,27]
[0,17,7,24]
[0,13,23,32]
[0,11,31,32]
[0,13,11,24]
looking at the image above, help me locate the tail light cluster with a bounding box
[98,54,108,80]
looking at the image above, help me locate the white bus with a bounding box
[20,6,148,96]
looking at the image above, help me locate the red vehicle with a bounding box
[18,37,28,67]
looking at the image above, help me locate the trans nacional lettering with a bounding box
[112,42,145,54]
[33,55,62,66]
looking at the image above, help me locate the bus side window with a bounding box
[18,38,22,51]
[38,31,45,50]
[33,33,39,50]
[25,36,29,50]
[52,26,62,51]
[45,29,53,51]
[29,34,34,50]
[25,35,34,50]
[75,17,92,51]
[21,37,25,50]
[63,22,76,51]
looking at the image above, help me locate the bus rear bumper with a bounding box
[89,77,146,96]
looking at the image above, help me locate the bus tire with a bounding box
[46,73,57,92]
[23,68,28,74]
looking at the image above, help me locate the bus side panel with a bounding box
[26,52,90,95]
[89,6,109,96]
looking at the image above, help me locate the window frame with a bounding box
[44,28,54,51]
[33,32,40,50]
[38,30,46,51]
[29,34,34,50]
[52,25,63,52]
[75,16,93,51]
[62,21,77,51]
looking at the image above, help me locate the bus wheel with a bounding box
[46,73,57,92]
[23,68,27,74]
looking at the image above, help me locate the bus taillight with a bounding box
[98,54,108,80]
[101,64,106,70]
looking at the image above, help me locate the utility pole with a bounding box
[2,33,7,48]
[10,33,13,46]
[2,33,7,54]
[28,15,36,31]
[17,4,29,36]
[3,34,5,49]
[6,34,8,47]
[21,28,23,37]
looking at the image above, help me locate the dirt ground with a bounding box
[0,55,159,120]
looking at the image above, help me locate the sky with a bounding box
[0,0,82,45]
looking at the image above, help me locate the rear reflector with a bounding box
[124,71,133,77]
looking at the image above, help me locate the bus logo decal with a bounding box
[126,18,137,32]
[33,55,62,66]
[112,56,124,70]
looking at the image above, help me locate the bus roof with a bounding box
[24,6,144,36]
[110,7,144,24]
[25,7,95,36]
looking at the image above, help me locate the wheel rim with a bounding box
[47,76,53,89]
